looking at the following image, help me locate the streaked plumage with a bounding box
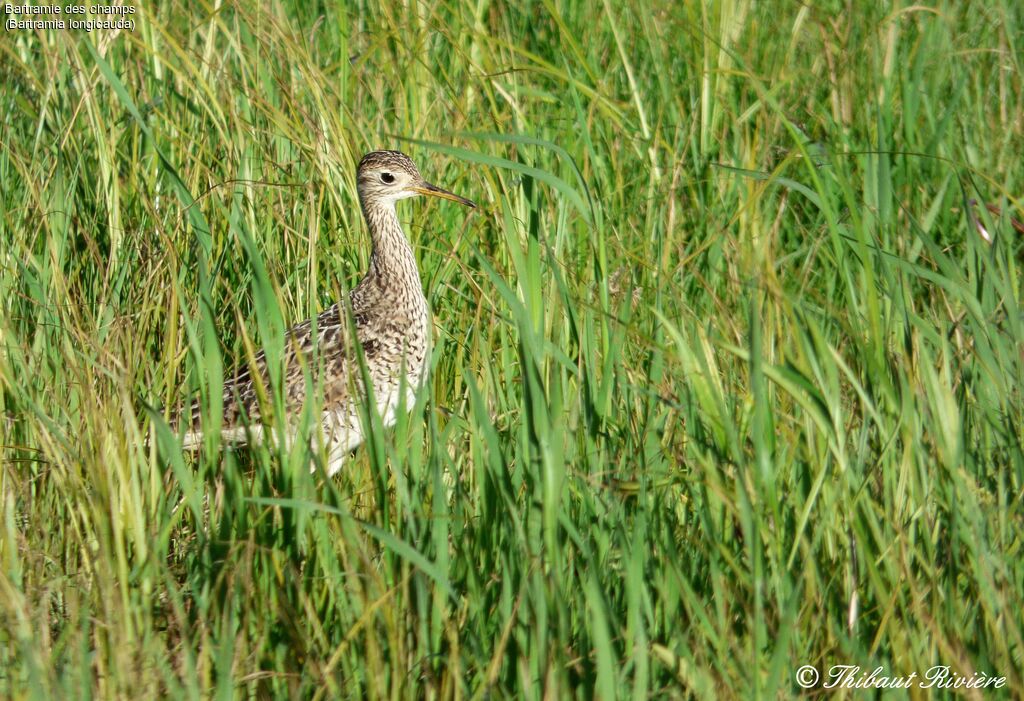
[178,150,475,475]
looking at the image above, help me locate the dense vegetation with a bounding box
[1,1,1022,697]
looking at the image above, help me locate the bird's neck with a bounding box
[361,200,423,292]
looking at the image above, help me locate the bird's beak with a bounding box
[410,182,476,208]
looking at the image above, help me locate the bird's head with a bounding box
[356,150,476,209]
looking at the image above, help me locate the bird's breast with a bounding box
[358,304,428,374]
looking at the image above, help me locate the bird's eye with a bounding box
[380,172,395,184]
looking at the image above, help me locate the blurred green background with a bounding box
[1,0,1023,697]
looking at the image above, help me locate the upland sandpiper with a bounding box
[177,150,475,475]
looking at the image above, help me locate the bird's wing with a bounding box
[179,302,360,439]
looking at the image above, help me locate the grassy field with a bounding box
[2,0,1023,698]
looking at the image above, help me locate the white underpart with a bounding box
[322,382,418,475]
[180,378,422,477]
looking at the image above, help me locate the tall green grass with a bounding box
[2,0,1023,697]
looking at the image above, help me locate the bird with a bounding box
[966,198,1024,244]
[176,150,476,475]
